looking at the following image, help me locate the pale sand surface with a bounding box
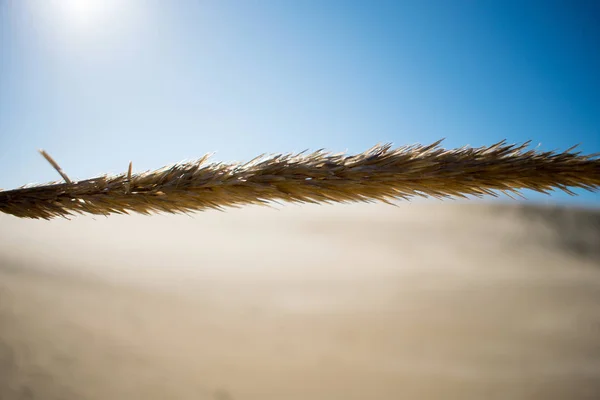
[0,202,599,399]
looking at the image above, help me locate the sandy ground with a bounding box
[0,202,599,400]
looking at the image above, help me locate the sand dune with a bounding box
[1,202,599,399]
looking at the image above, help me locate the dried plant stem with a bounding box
[38,150,72,184]
[0,140,598,219]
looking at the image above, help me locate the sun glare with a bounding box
[29,0,144,46]
[56,0,116,27]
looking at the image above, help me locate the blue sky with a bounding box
[1,0,598,205]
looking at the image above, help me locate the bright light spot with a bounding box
[27,0,145,48]
[54,0,118,29]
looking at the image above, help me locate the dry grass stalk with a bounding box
[0,140,598,219]
[38,150,72,184]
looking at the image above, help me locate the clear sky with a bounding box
[1,0,599,205]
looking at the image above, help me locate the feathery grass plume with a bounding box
[0,140,599,219]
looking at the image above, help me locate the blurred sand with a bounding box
[0,202,599,399]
